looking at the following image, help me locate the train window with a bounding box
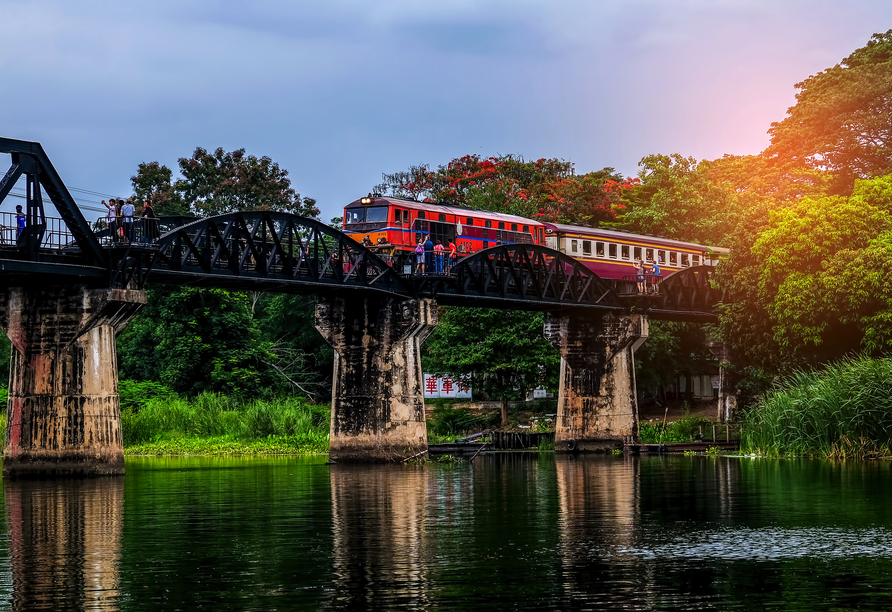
[403,210,409,224]
[522,225,529,233]
[571,240,578,253]
[345,209,364,224]
[439,213,446,222]
[633,246,642,260]
[609,243,617,259]
[466,217,474,225]
[595,242,604,256]
[393,208,401,224]
[485,220,492,228]
[669,252,678,266]
[511,224,518,231]
[583,241,592,255]
[681,253,690,267]
[657,250,666,264]
[692,254,700,266]
[498,222,505,230]
[418,211,426,220]
[645,248,654,262]
[621,245,630,260]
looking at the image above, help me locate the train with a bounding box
[342,195,726,280]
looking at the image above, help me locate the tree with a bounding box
[130,161,189,216]
[422,307,559,427]
[716,175,892,382]
[376,154,633,226]
[767,30,892,195]
[117,287,278,396]
[130,147,320,219]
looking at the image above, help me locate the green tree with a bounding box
[422,307,559,427]
[767,30,892,194]
[118,287,277,397]
[130,147,320,219]
[130,161,189,216]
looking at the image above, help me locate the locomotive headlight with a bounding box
[360,194,372,204]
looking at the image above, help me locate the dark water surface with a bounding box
[1,454,892,611]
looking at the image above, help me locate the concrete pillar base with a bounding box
[544,311,648,452]
[0,286,146,477]
[316,296,437,462]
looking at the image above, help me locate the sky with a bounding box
[1,0,891,222]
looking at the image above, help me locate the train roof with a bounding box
[541,222,715,252]
[346,196,544,226]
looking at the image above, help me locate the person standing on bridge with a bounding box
[121,198,135,243]
[424,235,434,274]
[434,240,445,274]
[447,238,457,274]
[15,205,26,238]
[142,200,158,243]
[635,259,645,294]
[414,239,425,274]
[104,199,118,243]
[650,260,660,295]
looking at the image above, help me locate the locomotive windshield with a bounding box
[344,206,388,225]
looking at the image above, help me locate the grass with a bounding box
[740,355,892,459]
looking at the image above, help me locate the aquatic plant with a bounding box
[740,355,892,459]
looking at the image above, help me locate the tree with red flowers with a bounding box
[376,154,635,226]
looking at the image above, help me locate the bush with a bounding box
[428,404,494,437]
[639,415,714,443]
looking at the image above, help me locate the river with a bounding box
[0,454,891,610]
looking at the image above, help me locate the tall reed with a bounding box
[121,392,330,449]
[740,356,892,459]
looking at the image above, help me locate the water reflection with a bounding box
[4,477,123,611]
[326,464,433,609]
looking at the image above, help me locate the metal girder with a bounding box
[139,211,407,294]
[0,137,106,266]
[419,244,623,309]
[645,266,722,322]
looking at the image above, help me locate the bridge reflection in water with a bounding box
[4,478,123,611]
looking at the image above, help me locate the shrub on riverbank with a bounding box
[740,356,892,459]
[121,383,330,454]
[639,414,714,443]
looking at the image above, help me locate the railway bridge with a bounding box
[0,137,723,475]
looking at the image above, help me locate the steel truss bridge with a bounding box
[0,137,720,322]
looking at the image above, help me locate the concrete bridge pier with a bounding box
[544,311,648,452]
[0,286,146,477]
[316,295,437,462]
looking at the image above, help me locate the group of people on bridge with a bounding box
[413,235,458,275]
[101,198,159,244]
[634,258,661,295]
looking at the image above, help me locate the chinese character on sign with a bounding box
[441,377,455,397]
[423,373,472,399]
[425,377,439,396]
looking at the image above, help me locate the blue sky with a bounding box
[2,0,891,222]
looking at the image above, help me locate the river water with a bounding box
[1,454,891,611]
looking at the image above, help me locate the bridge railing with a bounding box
[616,274,665,296]
[0,212,76,249]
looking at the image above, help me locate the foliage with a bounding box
[118,287,276,396]
[740,355,892,459]
[767,30,892,194]
[638,414,714,444]
[422,307,559,425]
[376,154,636,226]
[121,391,329,448]
[427,403,496,437]
[130,147,320,218]
[634,320,716,399]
